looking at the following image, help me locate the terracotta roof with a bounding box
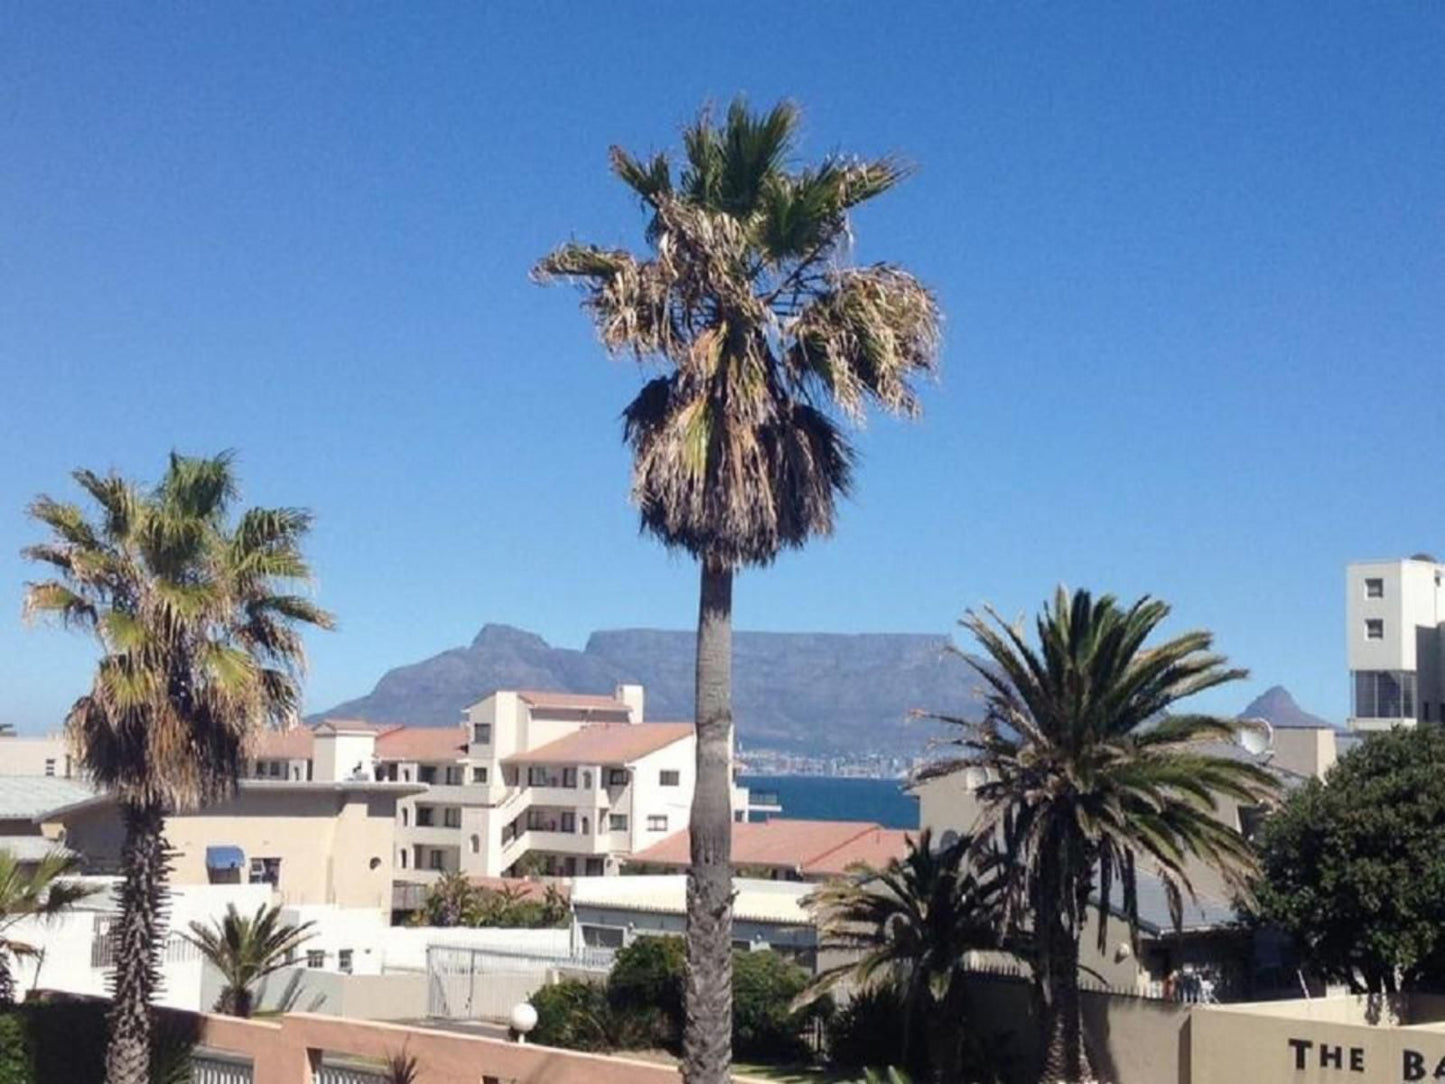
[516,690,631,715]
[629,819,911,878]
[375,726,469,762]
[465,876,571,903]
[252,727,315,760]
[504,722,693,766]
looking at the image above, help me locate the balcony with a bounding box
[401,824,462,846]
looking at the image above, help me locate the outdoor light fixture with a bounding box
[510,1001,538,1043]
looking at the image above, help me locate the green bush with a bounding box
[530,980,614,1052]
[606,936,685,1046]
[0,1013,34,1084]
[827,982,908,1073]
[731,950,821,1063]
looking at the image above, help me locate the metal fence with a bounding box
[426,942,614,1019]
[313,1060,392,1084]
[189,1051,255,1084]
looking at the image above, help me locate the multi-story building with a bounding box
[1346,556,1445,730]
[253,684,748,885]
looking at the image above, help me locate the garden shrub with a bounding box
[0,1013,33,1084]
[731,950,820,1063]
[530,979,614,1052]
[827,981,908,1073]
[606,936,685,1046]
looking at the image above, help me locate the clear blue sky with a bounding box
[2,4,1441,733]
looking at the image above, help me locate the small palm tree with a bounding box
[536,98,940,1084]
[186,903,315,1018]
[804,830,1005,1079]
[0,849,93,1005]
[23,452,333,1083]
[924,588,1280,1083]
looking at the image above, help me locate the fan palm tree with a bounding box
[922,588,1280,1083]
[0,849,93,1005]
[534,98,940,1084]
[185,903,316,1018]
[22,452,333,1084]
[803,829,1006,1080]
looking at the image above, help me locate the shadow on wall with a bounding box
[959,972,1192,1084]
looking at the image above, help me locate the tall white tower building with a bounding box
[1346,556,1445,731]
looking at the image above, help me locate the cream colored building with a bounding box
[1347,556,1445,730]
[44,780,420,910]
[0,731,75,779]
[253,684,750,884]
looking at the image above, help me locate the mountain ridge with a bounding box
[313,624,1336,753]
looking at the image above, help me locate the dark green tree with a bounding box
[1249,725,1445,994]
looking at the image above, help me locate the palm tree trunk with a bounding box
[1036,907,1094,1082]
[0,953,14,1007]
[682,558,734,1084]
[106,800,169,1084]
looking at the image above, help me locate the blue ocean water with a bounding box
[739,774,920,830]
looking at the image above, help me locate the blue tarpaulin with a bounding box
[205,845,245,871]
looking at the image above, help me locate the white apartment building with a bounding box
[253,684,749,885]
[1346,556,1445,730]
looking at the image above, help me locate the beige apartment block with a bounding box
[0,731,75,779]
[44,780,420,910]
[252,684,746,885]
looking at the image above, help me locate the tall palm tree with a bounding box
[0,849,93,1005]
[22,452,333,1084]
[803,829,1005,1080]
[186,903,316,1018]
[535,98,940,1084]
[923,588,1279,1083]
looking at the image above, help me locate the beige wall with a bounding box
[57,787,402,909]
[0,734,73,777]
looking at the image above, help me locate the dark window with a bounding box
[338,949,353,974]
[581,925,625,948]
[1365,619,1384,640]
[472,767,488,784]
[43,759,55,777]
[418,766,438,784]
[608,769,628,786]
[660,770,680,786]
[1365,578,1384,598]
[647,815,668,832]
[562,767,577,788]
[473,724,491,744]
[1354,670,1419,719]
[443,807,462,828]
[306,951,324,969]
[429,849,445,871]
[609,814,628,831]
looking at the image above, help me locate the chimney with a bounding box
[616,684,645,724]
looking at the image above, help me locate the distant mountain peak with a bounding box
[1240,685,1336,730]
[470,623,550,651]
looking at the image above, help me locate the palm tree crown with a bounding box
[23,451,334,810]
[534,98,940,567]
[186,903,315,1018]
[924,587,1280,1081]
[0,849,93,1005]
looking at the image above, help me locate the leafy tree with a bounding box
[185,903,315,1018]
[730,949,818,1064]
[22,452,332,1084]
[530,979,617,1052]
[535,98,940,1084]
[607,935,687,1046]
[410,874,568,929]
[924,588,1279,1083]
[803,829,1005,1079]
[0,850,93,1006]
[1249,725,1445,994]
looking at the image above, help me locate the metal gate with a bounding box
[189,1051,254,1084]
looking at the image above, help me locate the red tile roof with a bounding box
[504,722,693,766]
[252,727,315,760]
[516,690,632,715]
[629,819,912,879]
[465,876,571,902]
[375,726,469,762]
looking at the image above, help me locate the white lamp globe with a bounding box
[510,1001,539,1037]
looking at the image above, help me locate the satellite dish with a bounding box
[1235,717,1273,757]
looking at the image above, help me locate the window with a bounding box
[1353,670,1419,719]
[444,766,463,786]
[647,815,668,832]
[584,858,605,875]
[609,814,629,832]
[338,949,353,974]
[473,723,491,744]
[401,807,409,827]
[399,849,408,869]
[429,849,445,871]
[416,807,435,827]
[443,807,462,829]
[1238,806,1268,840]
[607,769,628,787]
[561,812,576,833]
[562,767,577,788]
[1365,619,1384,640]
[306,951,325,969]
[419,766,438,785]
[659,770,680,786]
[248,857,281,887]
[580,925,625,949]
[582,770,593,789]
[472,766,488,784]
[1365,577,1385,598]
[43,759,55,777]
[469,834,480,854]
[402,768,412,782]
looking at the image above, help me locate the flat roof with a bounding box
[504,722,693,767]
[517,690,632,715]
[629,818,912,877]
[42,779,425,820]
[0,776,100,820]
